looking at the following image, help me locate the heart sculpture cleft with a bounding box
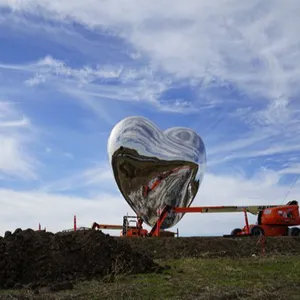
[107,116,206,229]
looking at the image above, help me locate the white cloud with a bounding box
[4,1,299,112]
[25,73,47,86]
[38,163,114,193]
[0,55,198,121]
[63,152,74,159]
[279,164,300,175]
[197,171,284,206]
[2,1,299,116]
[0,101,37,179]
[209,142,300,167]
[0,135,35,179]
[82,164,114,186]
[0,116,29,127]
[0,1,299,161]
[0,188,135,236]
[25,55,124,85]
[206,113,300,167]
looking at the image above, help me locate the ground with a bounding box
[1,234,300,299]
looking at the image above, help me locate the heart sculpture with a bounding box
[107,116,206,229]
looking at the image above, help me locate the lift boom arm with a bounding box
[91,222,124,230]
[172,204,281,215]
[148,204,286,237]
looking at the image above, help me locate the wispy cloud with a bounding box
[3,1,298,116]
[38,163,114,193]
[24,55,124,86]
[0,101,37,179]
[0,188,133,235]
[207,124,300,168]
[1,1,299,152]
[279,164,300,175]
[0,116,29,127]
[0,55,200,119]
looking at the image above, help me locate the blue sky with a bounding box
[1,0,300,236]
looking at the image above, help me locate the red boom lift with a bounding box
[92,215,148,237]
[91,214,178,237]
[150,200,300,237]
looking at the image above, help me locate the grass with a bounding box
[1,255,300,300]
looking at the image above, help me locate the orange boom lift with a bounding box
[150,200,300,237]
[92,215,148,237]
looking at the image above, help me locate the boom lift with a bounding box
[229,200,300,237]
[151,200,300,237]
[91,213,178,237]
[92,215,148,237]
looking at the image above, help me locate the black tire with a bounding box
[289,227,300,236]
[250,226,264,236]
[231,228,242,236]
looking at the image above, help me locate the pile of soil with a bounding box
[0,229,158,289]
[126,236,300,259]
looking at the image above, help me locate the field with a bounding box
[1,231,300,299]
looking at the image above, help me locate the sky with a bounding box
[1,0,300,237]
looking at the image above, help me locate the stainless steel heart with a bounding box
[107,116,206,229]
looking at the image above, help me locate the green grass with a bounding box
[1,255,300,300]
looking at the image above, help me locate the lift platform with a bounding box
[151,201,300,237]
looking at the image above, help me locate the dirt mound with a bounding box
[0,228,158,289]
[126,236,300,259]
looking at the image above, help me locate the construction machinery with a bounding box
[92,215,148,237]
[91,214,178,237]
[150,200,300,237]
[228,200,300,237]
[91,200,300,237]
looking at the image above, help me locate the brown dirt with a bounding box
[125,236,300,259]
[0,228,158,290]
[1,227,300,294]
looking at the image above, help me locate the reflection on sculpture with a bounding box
[107,116,206,229]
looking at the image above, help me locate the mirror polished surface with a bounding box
[107,116,206,229]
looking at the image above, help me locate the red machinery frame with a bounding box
[150,201,300,237]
